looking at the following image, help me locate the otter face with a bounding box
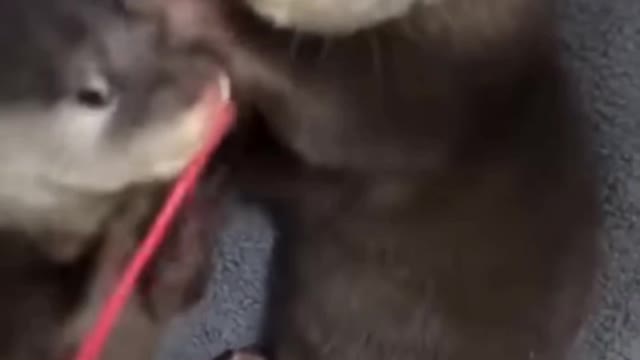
[0,0,226,240]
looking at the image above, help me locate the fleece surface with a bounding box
[158,0,640,359]
[560,0,640,359]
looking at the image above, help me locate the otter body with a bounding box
[0,0,228,358]
[0,0,601,359]
[136,0,601,359]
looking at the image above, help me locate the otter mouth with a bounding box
[148,72,233,178]
[169,70,232,159]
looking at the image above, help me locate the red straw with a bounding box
[73,98,236,360]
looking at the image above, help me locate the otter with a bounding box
[128,0,602,360]
[0,0,230,358]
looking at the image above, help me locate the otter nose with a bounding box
[75,73,115,109]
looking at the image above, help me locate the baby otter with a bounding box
[0,0,229,358]
[132,0,602,360]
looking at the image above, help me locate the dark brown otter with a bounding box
[128,0,602,359]
[0,0,229,358]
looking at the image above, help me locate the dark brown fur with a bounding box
[135,0,602,359]
[0,0,600,358]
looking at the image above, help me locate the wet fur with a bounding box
[140,0,602,359]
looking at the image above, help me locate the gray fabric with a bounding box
[156,202,274,360]
[158,0,640,359]
[560,0,640,359]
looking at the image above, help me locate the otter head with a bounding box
[0,0,228,260]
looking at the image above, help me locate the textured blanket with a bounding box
[157,0,640,359]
